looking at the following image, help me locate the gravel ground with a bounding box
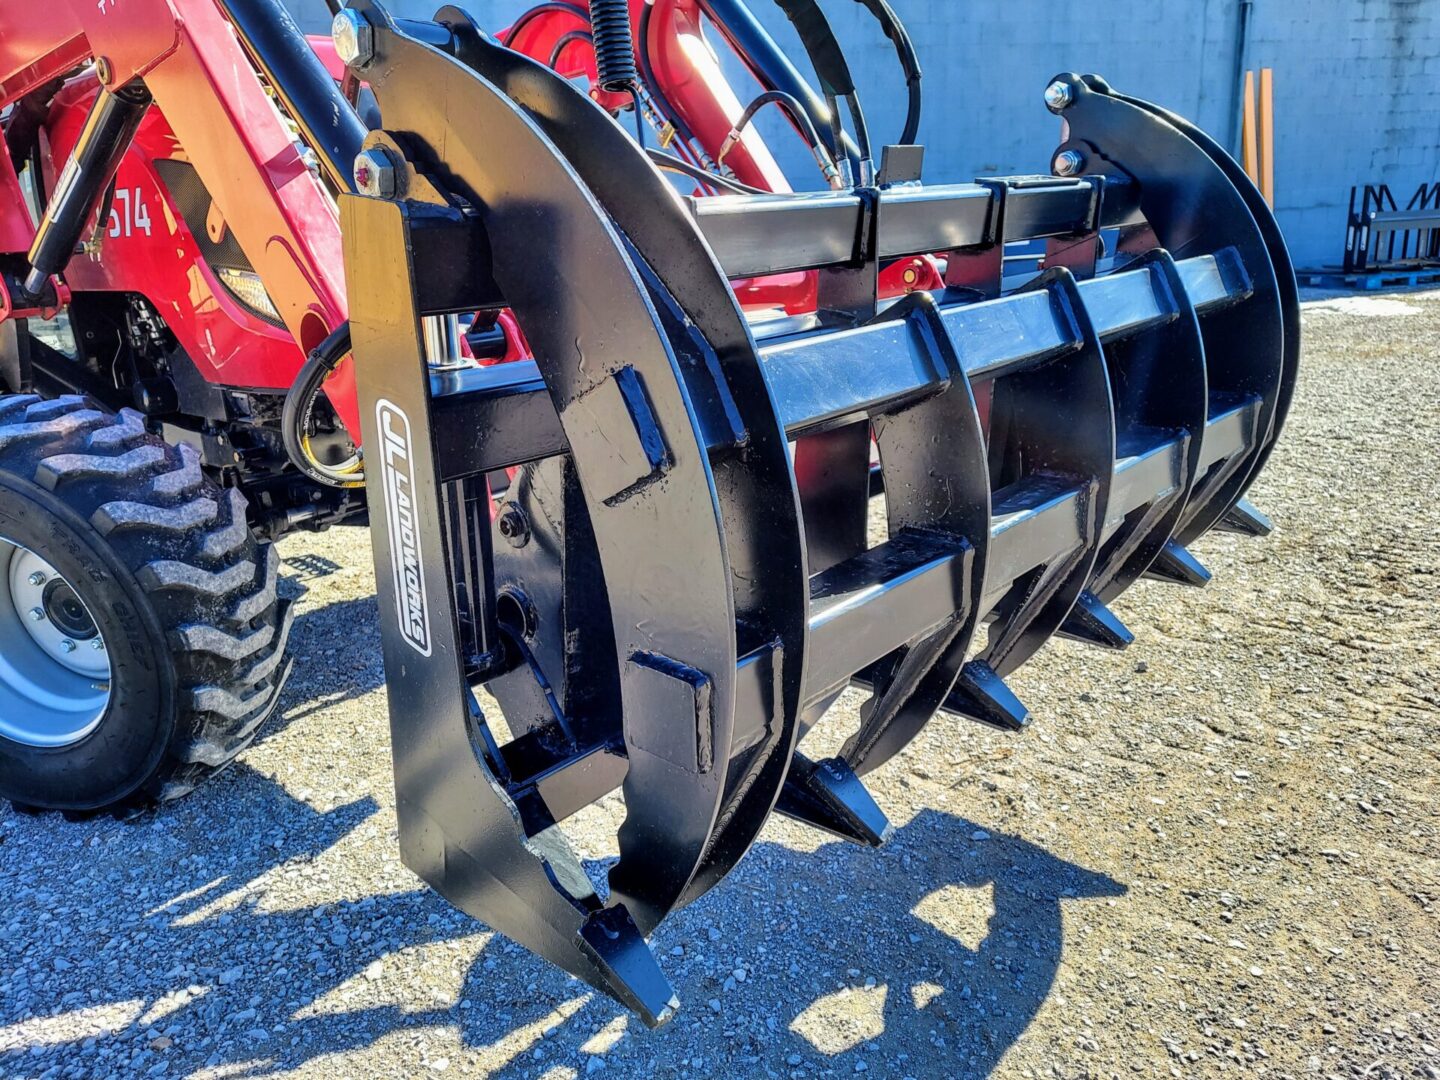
[2,289,1438,1080]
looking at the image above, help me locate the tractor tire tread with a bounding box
[149,442,205,499]
[0,395,294,816]
[93,495,220,537]
[226,547,282,628]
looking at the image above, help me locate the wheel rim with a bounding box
[0,536,111,747]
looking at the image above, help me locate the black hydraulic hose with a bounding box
[282,323,364,488]
[842,90,872,179]
[730,90,826,153]
[770,0,868,181]
[501,1,591,47]
[851,0,922,145]
[637,1,706,158]
[699,0,858,165]
[646,148,769,194]
[900,78,922,147]
[723,89,839,184]
[548,30,594,69]
[588,0,638,94]
[772,0,855,97]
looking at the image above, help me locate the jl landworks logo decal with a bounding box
[376,399,431,657]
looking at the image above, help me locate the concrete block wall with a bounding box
[287,0,1440,269]
[1245,0,1440,267]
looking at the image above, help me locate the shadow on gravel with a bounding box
[457,810,1130,1079]
[5,782,1123,1078]
[258,594,386,737]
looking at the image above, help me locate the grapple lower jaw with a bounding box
[341,5,1296,1025]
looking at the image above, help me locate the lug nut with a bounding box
[1044,81,1074,112]
[29,607,45,622]
[331,9,375,68]
[28,571,47,587]
[91,638,106,651]
[60,639,77,654]
[354,148,398,199]
[1053,150,1086,177]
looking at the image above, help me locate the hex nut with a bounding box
[1044,81,1075,112]
[332,10,375,68]
[354,148,398,199]
[1053,150,1086,177]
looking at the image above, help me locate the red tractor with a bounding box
[0,0,1297,1020]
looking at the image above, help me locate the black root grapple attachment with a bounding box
[340,4,1298,1025]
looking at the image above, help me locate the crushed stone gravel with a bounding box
[2,288,1438,1079]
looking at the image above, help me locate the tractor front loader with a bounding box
[0,0,1297,1023]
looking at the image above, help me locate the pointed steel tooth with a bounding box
[576,906,679,1029]
[1214,498,1274,538]
[1144,540,1212,588]
[1059,591,1135,650]
[943,660,1029,732]
[775,755,892,847]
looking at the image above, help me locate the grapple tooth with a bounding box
[1216,498,1275,538]
[1059,591,1135,651]
[946,661,1031,733]
[343,3,1297,1024]
[1145,540,1214,588]
[775,754,892,847]
[577,907,680,1029]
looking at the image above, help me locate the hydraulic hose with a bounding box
[282,323,364,489]
[720,89,839,185]
[548,30,594,69]
[770,0,868,182]
[852,0,922,145]
[501,1,591,47]
[646,148,769,194]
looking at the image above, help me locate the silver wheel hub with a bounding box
[0,537,111,747]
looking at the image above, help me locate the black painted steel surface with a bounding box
[337,4,1297,1024]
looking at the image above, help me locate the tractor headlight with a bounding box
[215,267,281,323]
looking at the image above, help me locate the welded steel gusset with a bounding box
[340,4,1298,1024]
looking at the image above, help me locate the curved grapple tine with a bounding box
[1051,73,1290,547]
[346,1,786,1021]
[1104,82,1302,473]
[426,9,811,922]
[1065,248,1207,610]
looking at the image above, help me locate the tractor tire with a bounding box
[0,394,293,816]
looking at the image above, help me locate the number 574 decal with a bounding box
[107,187,151,238]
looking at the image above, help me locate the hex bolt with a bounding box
[1053,150,1086,177]
[60,639,77,654]
[353,148,398,199]
[91,638,106,651]
[28,571,47,587]
[497,504,531,549]
[29,607,45,622]
[331,9,375,68]
[1044,81,1075,112]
